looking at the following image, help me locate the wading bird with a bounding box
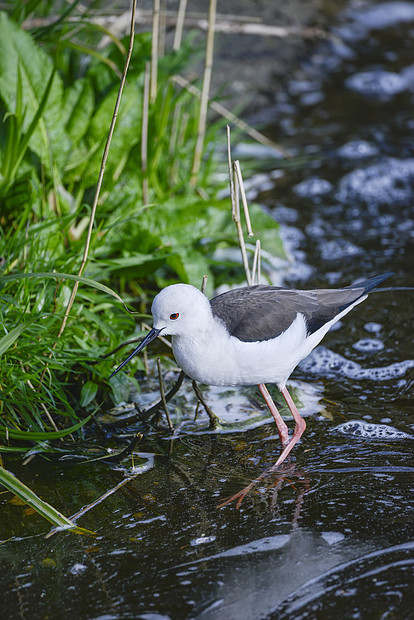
[110,273,394,470]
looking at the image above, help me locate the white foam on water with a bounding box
[334,420,413,440]
[321,532,345,546]
[348,1,414,31]
[300,346,414,381]
[337,157,414,207]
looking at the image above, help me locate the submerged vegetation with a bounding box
[0,1,283,454]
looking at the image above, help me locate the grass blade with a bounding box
[0,318,35,356]
[0,271,136,313]
[0,466,75,528]
[0,414,93,440]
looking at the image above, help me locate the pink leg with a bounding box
[270,386,306,471]
[218,386,306,509]
[258,383,289,446]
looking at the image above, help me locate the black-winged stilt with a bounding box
[109,272,395,469]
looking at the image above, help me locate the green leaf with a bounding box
[63,78,94,142]
[83,79,143,186]
[0,12,71,170]
[7,63,57,182]
[80,381,98,407]
[109,371,134,404]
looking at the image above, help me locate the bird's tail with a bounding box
[370,286,414,292]
[348,272,394,293]
[347,273,414,294]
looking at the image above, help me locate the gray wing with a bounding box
[209,275,392,343]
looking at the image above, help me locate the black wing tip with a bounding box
[350,272,394,294]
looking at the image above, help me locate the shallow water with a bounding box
[1,1,414,618]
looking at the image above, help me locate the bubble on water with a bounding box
[337,140,379,159]
[293,177,333,198]
[138,614,172,620]
[300,346,414,381]
[364,322,382,334]
[334,420,413,440]
[190,536,216,546]
[346,70,407,98]
[69,563,87,575]
[319,239,364,261]
[352,338,384,353]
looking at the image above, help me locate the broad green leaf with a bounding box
[63,77,94,142]
[109,371,134,404]
[78,79,143,186]
[80,381,98,407]
[0,12,71,170]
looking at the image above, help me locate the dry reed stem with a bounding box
[158,0,167,57]
[199,21,327,39]
[53,0,137,347]
[46,463,145,535]
[227,127,263,287]
[251,239,262,284]
[142,61,150,204]
[142,370,185,421]
[173,0,188,50]
[25,12,327,42]
[174,74,288,154]
[234,160,254,237]
[150,0,160,103]
[227,126,251,284]
[190,0,217,186]
[156,358,174,430]
[232,162,252,285]
[226,125,236,214]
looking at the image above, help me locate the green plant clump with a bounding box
[0,5,283,445]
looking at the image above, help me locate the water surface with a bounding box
[1,2,414,618]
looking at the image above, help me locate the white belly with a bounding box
[172,314,313,388]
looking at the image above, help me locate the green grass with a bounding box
[0,3,284,447]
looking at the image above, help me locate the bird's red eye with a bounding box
[170,313,179,320]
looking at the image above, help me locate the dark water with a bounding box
[1,2,414,618]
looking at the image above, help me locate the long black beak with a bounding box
[108,328,163,379]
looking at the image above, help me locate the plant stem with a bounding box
[156,358,174,431]
[173,0,188,50]
[53,0,137,347]
[150,0,160,103]
[190,0,216,186]
[142,61,150,204]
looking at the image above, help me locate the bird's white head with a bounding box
[151,283,212,337]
